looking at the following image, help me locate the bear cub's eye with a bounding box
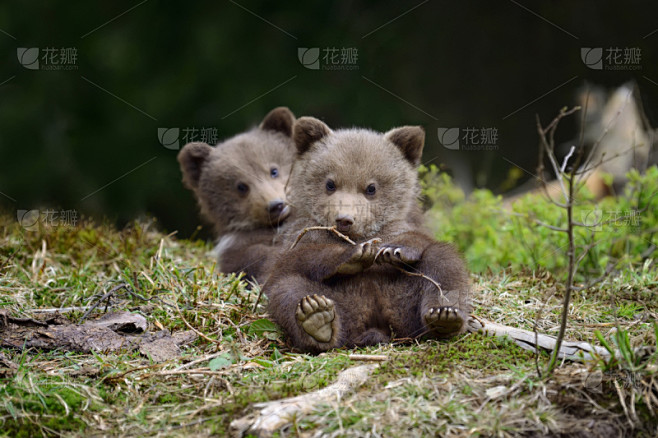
[270,167,279,178]
[237,182,249,194]
[365,184,376,196]
[326,179,336,192]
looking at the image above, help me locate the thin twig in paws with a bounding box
[390,265,446,304]
[289,226,356,250]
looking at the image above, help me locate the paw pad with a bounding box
[296,294,336,343]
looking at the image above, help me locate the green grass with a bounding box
[1,169,657,436]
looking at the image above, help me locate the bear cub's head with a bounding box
[290,116,425,240]
[178,107,296,234]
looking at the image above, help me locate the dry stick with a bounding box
[225,317,246,345]
[30,307,89,313]
[230,364,377,437]
[100,363,166,383]
[470,313,486,327]
[80,283,130,322]
[537,109,583,375]
[390,264,446,304]
[252,285,265,313]
[533,288,557,378]
[539,106,582,204]
[140,369,230,379]
[348,354,388,361]
[289,226,356,250]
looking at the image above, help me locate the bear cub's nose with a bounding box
[335,214,354,233]
[268,200,285,216]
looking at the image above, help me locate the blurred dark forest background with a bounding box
[1,1,657,238]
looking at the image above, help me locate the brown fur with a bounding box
[177,107,296,283]
[264,117,471,353]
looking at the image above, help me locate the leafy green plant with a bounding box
[419,164,658,279]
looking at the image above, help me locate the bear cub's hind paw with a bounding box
[296,294,336,343]
[424,306,466,338]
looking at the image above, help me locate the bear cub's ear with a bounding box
[177,142,213,189]
[384,126,425,167]
[260,107,296,137]
[293,116,331,155]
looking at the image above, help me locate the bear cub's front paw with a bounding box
[375,245,422,266]
[336,238,380,274]
[296,294,336,343]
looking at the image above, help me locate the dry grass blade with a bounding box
[173,297,221,346]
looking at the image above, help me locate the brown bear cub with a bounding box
[177,107,296,284]
[264,117,471,353]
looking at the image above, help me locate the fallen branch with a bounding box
[30,306,90,314]
[467,316,611,361]
[230,364,377,437]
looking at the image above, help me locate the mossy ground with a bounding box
[1,189,657,437]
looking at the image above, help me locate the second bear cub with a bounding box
[264,117,472,353]
[177,107,296,284]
